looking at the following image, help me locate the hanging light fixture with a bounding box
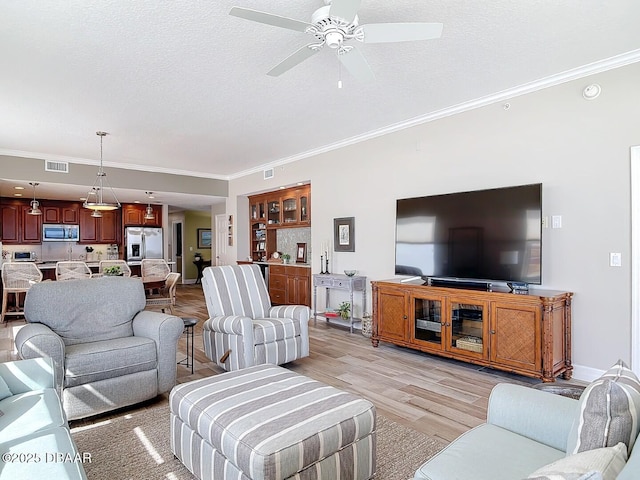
[144,192,155,220]
[27,182,42,215]
[83,131,121,211]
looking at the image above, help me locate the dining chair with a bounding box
[145,272,181,314]
[55,261,92,281]
[141,258,170,282]
[98,260,132,277]
[1,262,43,324]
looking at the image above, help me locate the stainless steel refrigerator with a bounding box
[125,227,163,261]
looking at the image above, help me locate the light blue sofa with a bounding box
[0,358,87,479]
[413,383,640,480]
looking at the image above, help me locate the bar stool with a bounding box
[178,317,198,374]
[1,262,43,324]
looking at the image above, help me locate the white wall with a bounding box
[227,62,640,378]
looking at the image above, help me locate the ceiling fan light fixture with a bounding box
[27,182,42,216]
[83,131,121,212]
[325,31,343,48]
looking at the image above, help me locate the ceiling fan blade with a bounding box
[338,47,375,82]
[229,7,314,33]
[329,0,362,23]
[267,44,321,77]
[360,22,443,43]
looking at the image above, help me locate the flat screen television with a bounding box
[395,183,542,285]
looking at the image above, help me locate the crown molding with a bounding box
[229,48,640,180]
[0,150,230,181]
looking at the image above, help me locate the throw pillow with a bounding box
[527,442,627,480]
[567,359,640,455]
[0,375,13,401]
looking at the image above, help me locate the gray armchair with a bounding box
[202,264,310,371]
[15,276,184,420]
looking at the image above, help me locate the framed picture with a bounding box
[296,243,307,263]
[197,228,212,249]
[333,217,355,252]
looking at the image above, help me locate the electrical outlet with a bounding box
[610,252,622,267]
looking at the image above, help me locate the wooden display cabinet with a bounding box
[371,279,573,382]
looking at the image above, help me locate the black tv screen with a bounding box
[395,183,542,284]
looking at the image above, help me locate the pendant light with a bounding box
[27,182,42,215]
[83,131,121,212]
[144,192,155,220]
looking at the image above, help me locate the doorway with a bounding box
[172,220,183,275]
[215,214,228,266]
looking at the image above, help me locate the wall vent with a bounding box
[263,168,274,180]
[45,160,69,173]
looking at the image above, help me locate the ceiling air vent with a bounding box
[45,160,69,173]
[264,168,274,180]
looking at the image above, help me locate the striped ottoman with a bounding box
[170,364,376,480]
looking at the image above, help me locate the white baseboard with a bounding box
[571,364,605,383]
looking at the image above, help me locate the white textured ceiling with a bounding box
[1,0,640,183]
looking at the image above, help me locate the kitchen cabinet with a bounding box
[122,204,162,227]
[0,200,42,244]
[269,265,311,307]
[79,209,120,244]
[371,280,573,382]
[42,202,79,224]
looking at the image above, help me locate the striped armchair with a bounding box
[201,265,310,371]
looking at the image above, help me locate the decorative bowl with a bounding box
[344,270,357,277]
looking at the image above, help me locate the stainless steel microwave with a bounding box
[42,224,80,242]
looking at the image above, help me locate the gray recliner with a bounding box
[15,276,184,420]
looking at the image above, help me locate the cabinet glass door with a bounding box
[282,196,297,224]
[300,194,309,223]
[413,297,443,346]
[267,200,280,225]
[450,302,485,356]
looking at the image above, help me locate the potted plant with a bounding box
[281,253,291,264]
[337,301,351,320]
[103,265,122,276]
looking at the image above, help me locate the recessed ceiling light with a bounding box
[279,186,285,189]
[79,197,87,201]
[134,200,141,203]
[14,193,23,197]
[14,186,25,190]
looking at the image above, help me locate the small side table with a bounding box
[193,259,212,284]
[178,317,198,374]
[313,273,366,334]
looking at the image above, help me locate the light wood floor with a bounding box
[1,283,584,444]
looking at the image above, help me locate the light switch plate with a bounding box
[610,252,622,267]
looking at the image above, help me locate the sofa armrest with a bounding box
[487,383,578,452]
[132,310,184,394]
[14,323,65,391]
[268,305,311,322]
[203,315,253,335]
[616,437,640,480]
[0,357,55,394]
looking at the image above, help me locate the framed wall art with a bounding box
[197,228,212,249]
[333,217,355,252]
[296,243,307,263]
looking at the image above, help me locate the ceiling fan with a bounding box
[229,0,443,82]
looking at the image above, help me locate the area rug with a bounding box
[71,397,446,479]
